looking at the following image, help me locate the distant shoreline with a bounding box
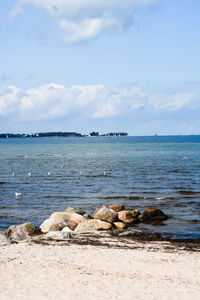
[0,132,128,138]
[0,132,200,138]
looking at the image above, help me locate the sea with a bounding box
[0,135,200,239]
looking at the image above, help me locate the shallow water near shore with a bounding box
[0,136,200,239]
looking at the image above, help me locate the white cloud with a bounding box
[0,83,197,124]
[9,0,158,43]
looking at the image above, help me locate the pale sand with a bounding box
[0,234,199,300]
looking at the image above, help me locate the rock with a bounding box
[21,222,35,235]
[66,221,78,230]
[86,219,112,230]
[49,212,68,222]
[0,235,12,245]
[40,218,67,233]
[61,226,73,234]
[65,213,86,224]
[83,213,91,219]
[7,225,18,236]
[10,226,30,241]
[46,231,73,240]
[117,210,135,224]
[74,219,112,233]
[130,209,141,218]
[62,232,73,239]
[92,205,117,223]
[108,204,125,212]
[65,207,85,215]
[141,208,168,224]
[7,222,35,237]
[74,222,98,233]
[113,222,126,229]
[138,215,143,222]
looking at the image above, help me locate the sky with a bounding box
[0,0,200,135]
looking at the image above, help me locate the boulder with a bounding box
[130,209,141,218]
[108,204,125,212]
[61,226,73,234]
[7,222,35,237]
[117,210,135,224]
[49,212,68,222]
[9,226,30,241]
[138,215,144,222]
[74,219,112,233]
[40,218,67,233]
[66,220,78,231]
[74,222,98,233]
[65,213,86,224]
[86,219,112,230]
[0,234,12,245]
[92,205,117,223]
[113,222,126,229]
[83,213,91,219]
[141,208,168,224]
[65,207,85,215]
[46,231,73,240]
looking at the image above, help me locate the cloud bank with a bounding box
[0,83,198,126]
[9,0,158,43]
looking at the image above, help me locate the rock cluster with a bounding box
[0,205,168,244]
[38,205,168,238]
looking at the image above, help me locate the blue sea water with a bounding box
[0,135,200,239]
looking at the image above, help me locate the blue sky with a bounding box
[0,0,200,135]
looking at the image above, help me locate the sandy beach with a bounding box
[0,232,199,300]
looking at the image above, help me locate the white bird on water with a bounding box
[28,172,32,176]
[48,172,52,176]
[15,192,22,197]
[12,172,15,176]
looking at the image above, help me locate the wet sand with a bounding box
[0,232,200,300]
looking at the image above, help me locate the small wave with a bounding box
[37,154,53,157]
[177,190,200,195]
[0,215,25,220]
[100,196,144,200]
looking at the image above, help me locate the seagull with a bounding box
[48,172,52,176]
[182,156,187,160]
[12,172,15,176]
[28,172,32,176]
[101,171,106,176]
[15,192,22,197]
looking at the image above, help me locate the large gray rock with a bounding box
[65,207,85,215]
[61,226,73,234]
[74,219,112,233]
[65,213,86,224]
[40,218,67,233]
[46,231,73,240]
[49,212,68,222]
[74,222,98,233]
[7,222,35,236]
[0,235,12,245]
[9,226,30,241]
[92,205,117,223]
[85,219,112,230]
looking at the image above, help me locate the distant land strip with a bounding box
[0,132,128,138]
